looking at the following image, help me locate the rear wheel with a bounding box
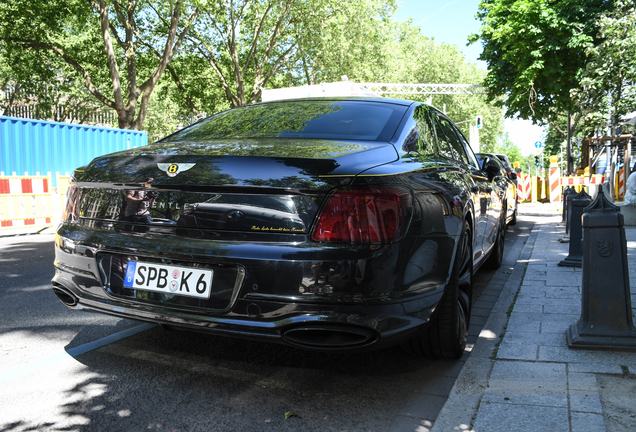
[401,221,472,359]
[509,198,518,226]
[486,218,505,269]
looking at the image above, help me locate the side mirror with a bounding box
[509,172,518,180]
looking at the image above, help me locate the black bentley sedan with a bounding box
[53,98,506,359]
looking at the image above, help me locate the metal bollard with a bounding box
[565,189,591,235]
[559,192,592,267]
[562,186,576,225]
[566,188,636,350]
[559,186,577,243]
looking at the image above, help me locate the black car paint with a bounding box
[52,98,504,352]
[476,153,518,226]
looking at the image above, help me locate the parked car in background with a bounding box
[477,153,518,226]
[53,98,507,359]
[494,153,518,185]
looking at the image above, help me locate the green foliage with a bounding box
[377,21,505,150]
[574,0,636,134]
[490,133,523,163]
[1,0,506,146]
[293,0,398,85]
[170,101,341,141]
[0,0,198,130]
[471,0,613,121]
[143,82,181,143]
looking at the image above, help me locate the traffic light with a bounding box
[476,115,483,129]
[534,155,540,166]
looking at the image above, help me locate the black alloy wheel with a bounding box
[486,217,505,269]
[401,221,472,359]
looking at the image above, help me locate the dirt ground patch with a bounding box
[597,374,636,432]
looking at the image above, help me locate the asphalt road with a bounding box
[0,218,534,432]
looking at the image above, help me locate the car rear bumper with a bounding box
[52,271,441,352]
[52,222,451,352]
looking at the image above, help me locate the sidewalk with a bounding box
[432,204,636,432]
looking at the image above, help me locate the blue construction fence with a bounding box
[0,116,148,187]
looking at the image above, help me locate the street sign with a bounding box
[535,141,543,149]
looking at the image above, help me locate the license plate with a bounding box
[123,261,213,299]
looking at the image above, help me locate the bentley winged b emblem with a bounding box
[157,163,196,177]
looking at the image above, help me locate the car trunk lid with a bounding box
[71,139,398,234]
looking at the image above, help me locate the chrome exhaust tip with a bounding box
[52,284,79,307]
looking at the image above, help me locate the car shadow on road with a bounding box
[41,325,469,432]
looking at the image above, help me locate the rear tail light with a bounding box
[312,187,412,243]
[63,184,79,222]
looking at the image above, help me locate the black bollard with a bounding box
[559,192,592,267]
[566,189,591,236]
[559,186,577,243]
[566,188,636,350]
[562,186,576,225]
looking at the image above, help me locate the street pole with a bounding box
[567,112,573,175]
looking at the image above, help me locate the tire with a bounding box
[486,218,505,269]
[401,221,472,359]
[509,199,518,226]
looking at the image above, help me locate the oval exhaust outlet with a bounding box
[52,285,79,307]
[283,326,377,349]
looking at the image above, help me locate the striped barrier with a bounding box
[513,174,609,203]
[616,168,625,199]
[0,174,54,229]
[560,175,605,191]
[549,165,561,203]
[517,173,531,202]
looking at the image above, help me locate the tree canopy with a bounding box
[1,0,507,151]
[470,0,624,173]
[0,0,199,130]
[471,0,613,120]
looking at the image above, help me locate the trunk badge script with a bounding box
[157,163,196,177]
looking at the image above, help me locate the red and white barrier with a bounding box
[617,168,625,199]
[561,175,605,186]
[549,166,561,203]
[0,175,53,229]
[517,173,531,202]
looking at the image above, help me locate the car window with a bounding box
[454,125,481,169]
[166,101,408,142]
[477,153,506,175]
[403,105,438,156]
[414,105,438,155]
[434,115,469,166]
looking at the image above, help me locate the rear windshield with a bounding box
[166,100,408,142]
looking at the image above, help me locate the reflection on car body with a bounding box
[476,153,518,226]
[53,98,507,359]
